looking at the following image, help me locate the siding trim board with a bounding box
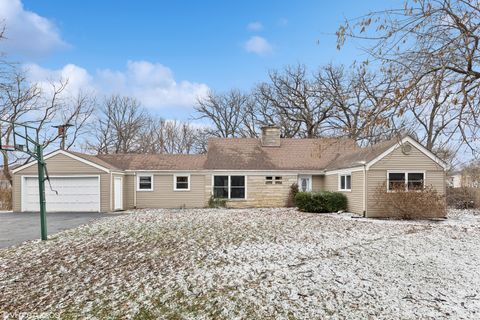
[13,150,111,174]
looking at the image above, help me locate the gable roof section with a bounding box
[204,138,359,170]
[324,135,447,171]
[96,153,207,171]
[12,150,112,174]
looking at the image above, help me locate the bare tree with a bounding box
[318,64,400,145]
[337,0,480,156]
[195,89,257,138]
[0,73,94,184]
[90,95,147,154]
[254,64,334,138]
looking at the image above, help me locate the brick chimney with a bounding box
[261,125,281,147]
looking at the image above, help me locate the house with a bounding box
[11,126,447,218]
[447,171,480,188]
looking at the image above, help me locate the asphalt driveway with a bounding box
[0,211,123,249]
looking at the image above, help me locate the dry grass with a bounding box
[0,187,12,210]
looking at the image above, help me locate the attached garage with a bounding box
[22,176,100,212]
[12,150,119,213]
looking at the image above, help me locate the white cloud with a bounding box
[244,36,273,56]
[23,63,94,96]
[24,60,210,109]
[0,0,68,58]
[247,21,263,31]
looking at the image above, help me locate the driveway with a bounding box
[0,211,123,248]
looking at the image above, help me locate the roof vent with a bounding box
[401,142,412,155]
[261,126,281,147]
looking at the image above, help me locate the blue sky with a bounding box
[1,0,401,120]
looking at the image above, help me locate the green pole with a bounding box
[36,145,48,241]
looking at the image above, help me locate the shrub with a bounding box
[207,194,226,208]
[373,182,446,219]
[0,187,12,210]
[294,191,347,213]
[446,187,479,209]
[286,183,299,207]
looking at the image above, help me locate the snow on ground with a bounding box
[1,208,480,319]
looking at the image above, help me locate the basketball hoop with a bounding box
[0,119,48,241]
[0,145,16,151]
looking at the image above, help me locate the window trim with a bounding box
[137,174,154,192]
[173,174,190,191]
[387,170,426,192]
[212,175,247,200]
[338,174,352,192]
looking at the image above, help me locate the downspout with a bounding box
[357,161,367,217]
[133,172,137,209]
[110,171,113,212]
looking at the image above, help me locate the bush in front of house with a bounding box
[207,195,226,208]
[446,187,479,209]
[286,183,299,207]
[294,191,348,213]
[373,182,446,219]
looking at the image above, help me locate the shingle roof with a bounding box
[204,138,359,170]
[66,136,419,172]
[95,153,207,171]
[323,136,405,170]
[68,151,123,171]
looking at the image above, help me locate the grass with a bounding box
[1,208,479,319]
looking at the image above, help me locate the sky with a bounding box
[0,0,402,120]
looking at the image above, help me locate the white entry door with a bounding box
[114,176,123,210]
[298,175,312,192]
[23,176,100,212]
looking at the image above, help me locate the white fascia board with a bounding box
[12,150,111,174]
[325,166,364,175]
[365,136,447,170]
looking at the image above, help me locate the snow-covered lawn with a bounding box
[1,208,480,319]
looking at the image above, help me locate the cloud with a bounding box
[0,0,68,58]
[247,21,263,31]
[244,36,273,56]
[24,60,210,109]
[23,63,94,96]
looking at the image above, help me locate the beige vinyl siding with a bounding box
[135,174,205,209]
[12,153,111,212]
[324,171,364,214]
[124,174,135,209]
[366,145,446,218]
[225,175,297,208]
[311,175,325,192]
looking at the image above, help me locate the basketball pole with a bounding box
[1,119,48,241]
[36,144,47,241]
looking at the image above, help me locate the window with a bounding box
[298,175,312,192]
[265,176,282,185]
[339,174,351,191]
[174,174,190,191]
[388,171,425,191]
[213,176,229,198]
[137,175,153,191]
[230,176,245,199]
[213,175,246,199]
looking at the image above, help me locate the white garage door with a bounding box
[23,176,100,212]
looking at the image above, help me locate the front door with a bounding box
[114,177,123,210]
[298,175,312,192]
